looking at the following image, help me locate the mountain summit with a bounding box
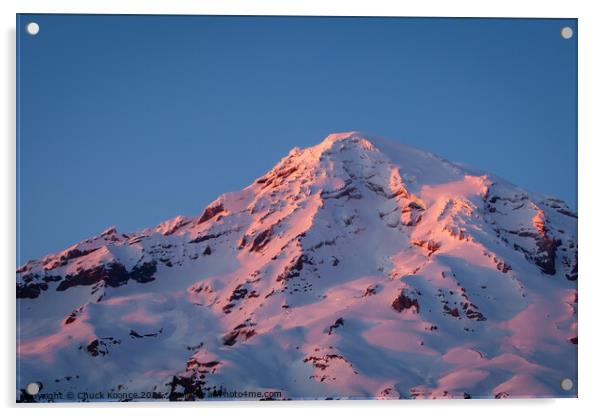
[17,132,577,400]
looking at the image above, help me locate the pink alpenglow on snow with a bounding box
[16,132,577,401]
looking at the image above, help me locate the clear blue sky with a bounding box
[17,15,577,262]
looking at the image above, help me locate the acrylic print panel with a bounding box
[16,14,577,402]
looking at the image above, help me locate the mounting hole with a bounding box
[25,382,41,395]
[26,22,40,36]
[560,26,573,40]
[561,378,574,391]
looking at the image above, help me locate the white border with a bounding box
[2,1,600,415]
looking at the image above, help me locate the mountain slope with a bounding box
[17,132,577,401]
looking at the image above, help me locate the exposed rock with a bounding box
[222,321,257,346]
[304,352,357,382]
[321,184,362,200]
[494,257,512,273]
[276,254,311,282]
[566,252,578,281]
[444,306,461,318]
[327,317,344,335]
[129,328,163,339]
[16,282,48,299]
[55,261,157,292]
[533,237,558,275]
[189,231,228,244]
[197,202,225,225]
[85,337,121,357]
[167,375,206,401]
[392,290,420,313]
[43,247,101,271]
[229,285,249,301]
[412,239,441,256]
[249,228,273,252]
[465,307,486,321]
[401,201,425,226]
[64,306,84,325]
[363,284,379,297]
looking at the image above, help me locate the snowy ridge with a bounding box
[17,132,577,401]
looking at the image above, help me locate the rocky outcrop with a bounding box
[392,290,420,313]
[222,320,257,346]
[56,261,157,292]
[18,260,158,298]
[16,281,48,299]
[197,202,225,225]
[84,337,121,357]
[327,317,344,335]
[483,184,575,278]
[276,254,312,282]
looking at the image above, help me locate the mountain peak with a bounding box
[322,130,368,143]
[17,132,577,401]
[100,226,118,237]
[318,131,379,152]
[276,131,380,169]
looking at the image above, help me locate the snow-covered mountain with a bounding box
[17,132,577,401]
